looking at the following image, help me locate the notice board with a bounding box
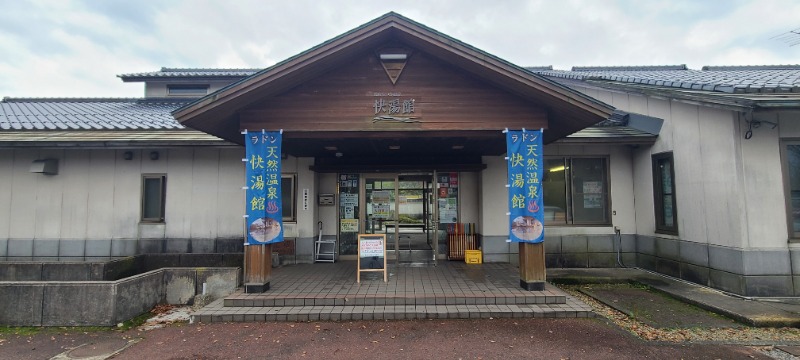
[357,234,387,282]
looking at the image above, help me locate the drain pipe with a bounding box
[615,226,626,268]
[613,226,774,301]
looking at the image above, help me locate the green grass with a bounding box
[0,311,154,337]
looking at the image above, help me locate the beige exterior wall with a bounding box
[572,84,792,251]
[317,173,338,237]
[0,147,321,244]
[458,172,480,225]
[0,147,244,242]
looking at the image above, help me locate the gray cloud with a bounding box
[0,0,797,98]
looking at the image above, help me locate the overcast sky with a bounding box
[0,0,798,98]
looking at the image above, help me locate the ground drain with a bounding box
[51,338,140,360]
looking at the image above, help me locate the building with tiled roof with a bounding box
[532,64,800,93]
[532,64,800,297]
[2,12,800,316]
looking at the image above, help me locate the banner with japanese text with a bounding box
[506,130,544,243]
[245,130,283,245]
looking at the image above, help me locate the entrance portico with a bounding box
[173,12,613,292]
[192,261,592,323]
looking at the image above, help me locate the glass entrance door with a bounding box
[362,173,436,264]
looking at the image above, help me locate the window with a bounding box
[141,175,166,222]
[542,157,610,225]
[167,84,209,96]
[783,143,800,238]
[652,152,678,234]
[282,174,296,221]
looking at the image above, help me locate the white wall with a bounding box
[574,84,792,251]
[317,173,338,236]
[480,156,508,236]
[459,172,480,226]
[0,148,321,243]
[0,148,246,241]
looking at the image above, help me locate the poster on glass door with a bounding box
[371,190,391,219]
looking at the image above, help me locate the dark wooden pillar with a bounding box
[519,242,545,291]
[244,244,272,293]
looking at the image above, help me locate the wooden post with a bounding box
[519,242,545,291]
[244,244,272,293]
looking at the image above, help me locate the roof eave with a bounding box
[173,13,614,140]
[119,75,252,83]
[556,136,658,145]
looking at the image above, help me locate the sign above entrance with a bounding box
[371,92,421,124]
[506,129,544,244]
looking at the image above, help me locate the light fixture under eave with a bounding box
[549,165,566,172]
[451,145,464,150]
[388,145,401,150]
[324,146,338,151]
[379,54,407,61]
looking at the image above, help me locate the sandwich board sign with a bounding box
[357,234,387,282]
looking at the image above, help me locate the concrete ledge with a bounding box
[0,238,247,258]
[549,268,800,327]
[0,283,44,326]
[0,267,240,327]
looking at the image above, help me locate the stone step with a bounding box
[223,292,566,308]
[193,298,594,323]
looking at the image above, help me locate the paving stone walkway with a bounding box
[192,262,592,322]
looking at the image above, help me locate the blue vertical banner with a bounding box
[244,130,284,245]
[506,129,544,243]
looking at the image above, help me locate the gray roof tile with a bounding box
[0,98,186,131]
[118,67,260,81]
[533,65,800,94]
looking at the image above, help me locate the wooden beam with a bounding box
[519,242,546,291]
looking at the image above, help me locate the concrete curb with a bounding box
[549,268,800,328]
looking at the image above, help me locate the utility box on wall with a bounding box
[318,193,334,206]
[30,159,59,175]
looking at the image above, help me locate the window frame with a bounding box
[141,174,167,223]
[543,155,612,226]
[282,173,297,222]
[652,152,678,235]
[781,140,800,240]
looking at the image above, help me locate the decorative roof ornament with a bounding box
[376,47,411,85]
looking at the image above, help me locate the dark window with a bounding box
[542,157,610,225]
[282,174,296,221]
[142,175,166,222]
[652,152,678,234]
[167,84,209,96]
[783,143,800,238]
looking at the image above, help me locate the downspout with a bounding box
[613,131,766,301]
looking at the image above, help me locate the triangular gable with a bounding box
[173,12,613,144]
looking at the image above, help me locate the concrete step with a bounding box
[193,298,594,323]
[223,291,566,307]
